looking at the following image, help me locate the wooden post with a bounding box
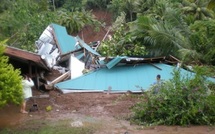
[28,61,32,77]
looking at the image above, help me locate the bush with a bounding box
[131,68,215,126]
[0,44,23,108]
[85,0,110,10]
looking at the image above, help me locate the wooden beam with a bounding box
[28,61,32,77]
[148,63,162,70]
[169,55,180,62]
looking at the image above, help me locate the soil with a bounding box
[0,9,215,134]
[77,9,113,44]
[1,88,215,134]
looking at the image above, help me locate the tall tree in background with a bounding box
[98,13,146,57]
[182,0,214,20]
[188,20,215,65]
[108,0,137,22]
[57,9,102,35]
[105,0,215,65]
[182,0,214,24]
[0,0,57,51]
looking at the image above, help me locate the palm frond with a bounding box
[178,48,201,64]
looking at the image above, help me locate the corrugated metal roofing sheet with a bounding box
[106,56,127,69]
[76,36,100,56]
[55,63,214,93]
[51,23,77,55]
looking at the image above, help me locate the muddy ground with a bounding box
[1,88,215,134]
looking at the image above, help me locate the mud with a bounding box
[0,89,214,134]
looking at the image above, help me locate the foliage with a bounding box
[0,0,215,64]
[98,24,146,57]
[52,0,67,9]
[61,0,86,11]
[0,44,23,108]
[131,67,215,126]
[0,0,57,51]
[132,0,156,15]
[98,13,146,57]
[181,0,214,21]
[128,13,190,57]
[188,20,215,65]
[103,0,212,58]
[120,0,215,65]
[57,9,102,35]
[108,0,137,22]
[0,0,11,13]
[0,0,104,51]
[208,0,215,10]
[97,0,215,64]
[85,0,110,10]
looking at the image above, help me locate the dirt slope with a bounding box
[78,9,113,43]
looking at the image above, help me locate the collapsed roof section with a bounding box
[5,46,47,69]
[104,55,179,69]
[54,55,215,94]
[35,23,100,69]
[54,63,187,93]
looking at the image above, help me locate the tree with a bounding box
[85,0,110,10]
[0,0,57,51]
[57,9,102,35]
[182,0,214,22]
[108,0,137,22]
[0,0,11,13]
[0,43,23,108]
[128,11,191,58]
[208,0,215,10]
[188,20,215,65]
[122,0,215,65]
[98,13,146,57]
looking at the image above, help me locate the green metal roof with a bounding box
[55,63,215,93]
[51,23,78,55]
[106,56,127,69]
[51,23,99,57]
[76,36,100,56]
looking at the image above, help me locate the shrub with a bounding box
[131,68,215,126]
[0,44,23,108]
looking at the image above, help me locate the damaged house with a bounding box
[4,23,215,94]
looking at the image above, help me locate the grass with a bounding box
[0,118,99,134]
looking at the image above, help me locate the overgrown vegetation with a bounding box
[98,0,215,65]
[57,9,102,35]
[98,13,146,56]
[1,0,215,65]
[0,0,102,51]
[131,67,215,126]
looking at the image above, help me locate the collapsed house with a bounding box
[33,23,101,89]
[55,56,215,93]
[4,23,215,93]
